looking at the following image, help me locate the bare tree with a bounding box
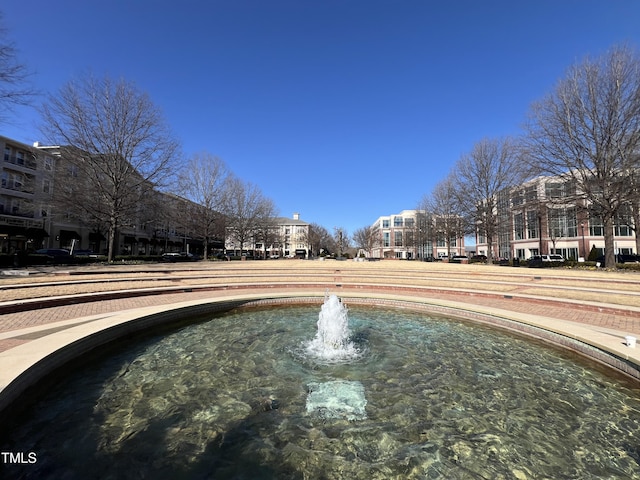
[352,225,378,258]
[455,137,524,264]
[412,206,436,260]
[424,175,467,258]
[523,45,640,268]
[40,74,180,262]
[303,223,333,257]
[224,178,277,255]
[333,227,350,257]
[176,152,230,259]
[0,13,35,123]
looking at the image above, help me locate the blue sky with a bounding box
[3,1,640,236]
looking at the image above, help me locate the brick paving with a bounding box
[1,284,639,354]
[0,262,640,352]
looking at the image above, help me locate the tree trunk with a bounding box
[633,208,640,255]
[107,221,116,263]
[603,216,616,268]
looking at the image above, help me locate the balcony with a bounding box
[4,153,37,170]
[1,180,35,198]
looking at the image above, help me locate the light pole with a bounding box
[580,223,585,260]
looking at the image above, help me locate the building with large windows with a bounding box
[370,209,465,260]
[1,134,220,258]
[225,213,311,259]
[475,175,637,261]
[0,136,52,254]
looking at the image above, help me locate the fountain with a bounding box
[2,301,640,479]
[304,293,367,420]
[304,293,361,363]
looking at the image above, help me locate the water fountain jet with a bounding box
[304,293,361,363]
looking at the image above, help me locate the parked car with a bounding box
[470,254,487,263]
[162,252,201,262]
[450,255,468,263]
[35,248,70,257]
[528,254,565,267]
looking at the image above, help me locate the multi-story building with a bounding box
[475,175,637,260]
[0,136,52,254]
[370,209,465,260]
[3,131,310,260]
[225,213,311,258]
[33,142,207,257]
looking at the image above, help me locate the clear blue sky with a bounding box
[3,1,640,236]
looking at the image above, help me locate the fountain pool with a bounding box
[2,301,640,479]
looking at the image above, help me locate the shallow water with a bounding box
[2,304,640,479]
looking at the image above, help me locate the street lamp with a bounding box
[580,223,585,260]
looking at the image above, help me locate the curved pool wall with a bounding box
[1,291,640,423]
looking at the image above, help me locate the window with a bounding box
[4,146,10,161]
[514,213,524,240]
[16,151,24,165]
[405,217,415,227]
[511,190,524,206]
[545,182,562,198]
[615,223,632,236]
[44,157,53,171]
[10,173,23,190]
[548,208,577,238]
[405,230,414,246]
[526,211,539,239]
[589,216,604,236]
[43,179,51,194]
[383,232,390,247]
[393,216,403,227]
[546,181,574,199]
[553,247,578,261]
[567,208,577,237]
[525,186,537,202]
[394,231,403,247]
[382,219,389,228]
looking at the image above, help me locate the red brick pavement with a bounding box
[1,286,639,354]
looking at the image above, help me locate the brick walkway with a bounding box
[1,285,639,353]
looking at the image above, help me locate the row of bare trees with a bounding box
[33,73,278,262]
[406,45,640,268]
[174,153,277,259]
